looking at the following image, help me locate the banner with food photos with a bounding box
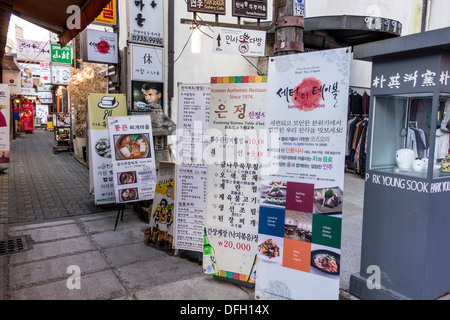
[203,76,267,283]
[107,115,157,204]
[255,48,351,300]
[0,85,10,164]
[87,94,127,205]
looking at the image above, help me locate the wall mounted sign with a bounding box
[94,0,117,25]
[187,0,226,15]
[213,27,266,57]
[51,44,72,64]
[232,0,267,19]
[83,29,118,64]
[2,69,21,95]
[51,65,71,85]
[129,43,164,82]
[128,0,164,46]
[16,38,50,62]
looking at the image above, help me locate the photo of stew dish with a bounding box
[120,188,138,202]
[119,172,136,185]
[115,134,150,160]
[258,239,281,259]
[311,250,340,275]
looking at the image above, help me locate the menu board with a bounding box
[173,84,210,252]
[203,76,267,283]
[255,48,351,300]
[0,85,10,164]
[107,115,157,203]
[87,94,127,205]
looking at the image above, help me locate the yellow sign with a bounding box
[87,94,127,130]
[94,0,116,25]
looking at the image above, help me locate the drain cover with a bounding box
[0,237,28,255]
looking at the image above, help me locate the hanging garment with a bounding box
[407,128,419,158]
[350,92,363,115]
[362,92,370,115]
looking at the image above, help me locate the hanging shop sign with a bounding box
[21,101,35,133]
[16,38,50,62]
[128,0,164,46]
[88,94,127,205]
[83,29,118,64]
[187,0,226,15]
[20,87,37,96]
[255,47,351,300]
[130,80,163,112]
[173,83,210,252]
[232,0,268,19]
[148,161,176,252]
[203,76,267,282]
[0,85,10,164]
[51,65,71,85]
[108,115,157,204]
[2,69,21,95]
[213,27,266,57]
[129,44,164,82]
[51,44,72,64]
[94,0,117,25]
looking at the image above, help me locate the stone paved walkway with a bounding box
[0,129,113,224]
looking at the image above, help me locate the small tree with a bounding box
[68,61,108,137]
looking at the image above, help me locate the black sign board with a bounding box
[232,0,268,19]
[187,0,226,15]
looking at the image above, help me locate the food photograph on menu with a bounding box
[113,133,152,161]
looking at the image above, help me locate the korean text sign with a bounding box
[128,0,164,46]
[173,84,210,252]
[87,94,127,205]
[108,115,157,203]
[256,48,351,300]
[203,76,267,282]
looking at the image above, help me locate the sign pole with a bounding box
[274,0,305,56]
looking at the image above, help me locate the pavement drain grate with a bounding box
[0,237,28,255]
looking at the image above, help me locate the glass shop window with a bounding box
[370,93,434,177]
[435,93,450,179]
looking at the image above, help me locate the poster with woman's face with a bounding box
[131,81,163,111]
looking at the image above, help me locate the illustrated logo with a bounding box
[239,39,249,54]
[291,77,323,112]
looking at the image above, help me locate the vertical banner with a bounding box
[173,84,210,252]
[21,102,34,132]
[108,115,157,203]
[203,76,267,283]
[0,85,10,163]
[87,94,127,205]
[255,48,351,300]
[148,161,175,251]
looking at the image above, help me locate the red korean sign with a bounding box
[21,102,35,132]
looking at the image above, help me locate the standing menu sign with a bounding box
[108,115,157,203]
[203,76,267,283]
[0,85,10,163]
[88,94,127,205]
[173,84,210,252]
[255,48,351,300]
[21,102,34,132]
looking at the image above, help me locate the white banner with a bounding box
[256,48,352,300]
[16,38,50,61]
[128,0,164,46]
[130,44,164,82]
[213,27,266,57]
[173,83,210,252]
[84,29,118,64]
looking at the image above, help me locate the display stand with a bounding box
[114,203,125,231]
[52,113,73,154]
[350,28,450,300]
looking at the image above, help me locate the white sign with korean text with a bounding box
[173,84,210,252]
[108,115,157,203]
[84,29,118,64]
[2,70,21,95]
[128,0,164,46]
[213,27,266,57]
[16,38,50,61]
[130,44,164,82]
[51,65,71,85]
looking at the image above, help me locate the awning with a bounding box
[0,0,111,64]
